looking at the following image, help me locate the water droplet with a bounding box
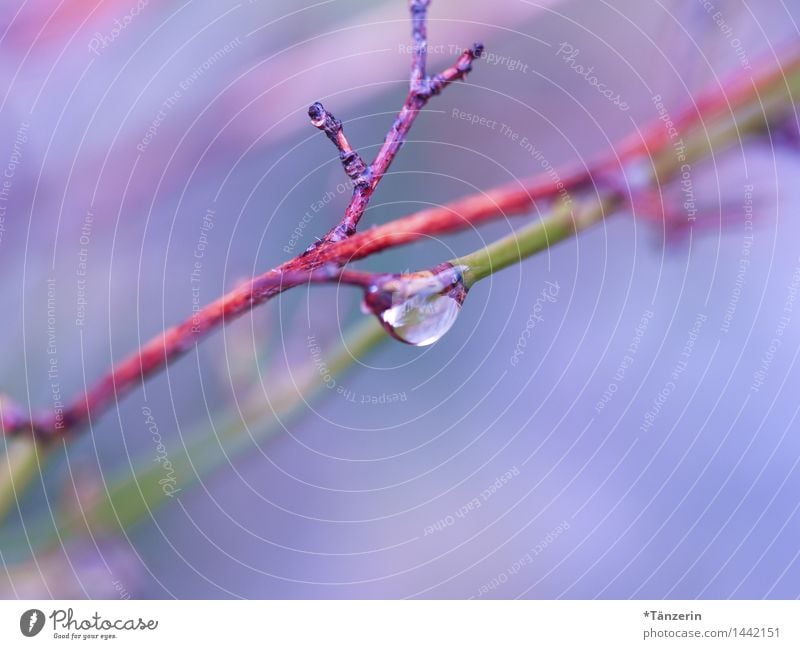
[362,265,467,346]
[380,291,461,346]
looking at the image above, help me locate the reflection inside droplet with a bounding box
[361,265,467,346]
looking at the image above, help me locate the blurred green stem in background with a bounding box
[0,437,50,524]
[0,317,387,562]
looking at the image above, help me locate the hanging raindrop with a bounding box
[361,264,468,346]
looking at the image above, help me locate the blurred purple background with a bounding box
[1,0,799,598]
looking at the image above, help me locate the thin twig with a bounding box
[307,102,369,187]
[410,0,431,93]
[311,0,482,243]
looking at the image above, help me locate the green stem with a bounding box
[454,195,619,288]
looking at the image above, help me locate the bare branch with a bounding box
[311,0,483,244]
